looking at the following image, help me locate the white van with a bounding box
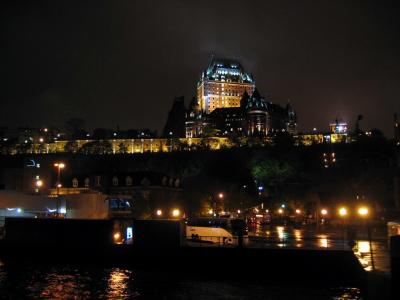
[186,218,247,245]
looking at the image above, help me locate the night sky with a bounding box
[1,0,399,136]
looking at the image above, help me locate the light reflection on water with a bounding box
[294,229,302,241]
[0,262,138,299]
[107,268,136,299]
[317,234,329,248]
[0,259,363,299]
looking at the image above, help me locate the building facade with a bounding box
[186,88,297,138]
[197,58,255,113]
[162,96,186,138]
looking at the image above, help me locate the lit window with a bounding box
[72,178,78,188]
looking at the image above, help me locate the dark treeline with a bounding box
[1,137,398,216]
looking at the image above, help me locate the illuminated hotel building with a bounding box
[197,58,255,113]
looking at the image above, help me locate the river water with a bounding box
[0,261,363,299]
[0,225,387,299]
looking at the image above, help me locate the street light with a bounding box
[35,179,43,194]
[218,193,224,199]
[357,206,369,217]
[338,207,348,217]
[321,209,328,216]
[338,207,348,245]
[156,209,162,216]
[36,179,43,188]
[295,209,301,214]
[172,209,180,218]
[54,162,65,214]
[54,162,65,169]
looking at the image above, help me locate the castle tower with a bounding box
[197,58,255,113]
[286,102,297,135]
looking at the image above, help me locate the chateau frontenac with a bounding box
[185,58,297,138]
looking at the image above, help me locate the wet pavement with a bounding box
[248,225,390,274]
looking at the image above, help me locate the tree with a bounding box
[227,132,243,148]
[79,141,112,154]
[16,141,33,154]
[251,157,295,185]
[92,128,110,140]
[272,132,295,148]
[117,143,128,154]
[250,156,297,203]
[203,127,220,138]
[65,118,86,139]
[64,141,79,153]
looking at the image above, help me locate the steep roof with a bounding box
[203,57,254,83]
[245,89,268,111]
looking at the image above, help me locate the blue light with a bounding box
[127,227,133,239]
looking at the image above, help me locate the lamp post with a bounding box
[54,162,65,214]
[218,192,224,215]
[169,131,173,152]
[338,207,348,247]
[35,179,43,194]
[320,208,328,226]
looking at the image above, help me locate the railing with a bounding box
[248,235,350,250]
[185,234,350,250]
[185,235,240,247]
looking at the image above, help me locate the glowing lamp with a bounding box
[338,207,348,217]
[357,207,369,217]
[54,162,65,169]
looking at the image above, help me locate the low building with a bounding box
[296,120,350,145]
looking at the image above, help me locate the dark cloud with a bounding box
[1,0,399,136]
